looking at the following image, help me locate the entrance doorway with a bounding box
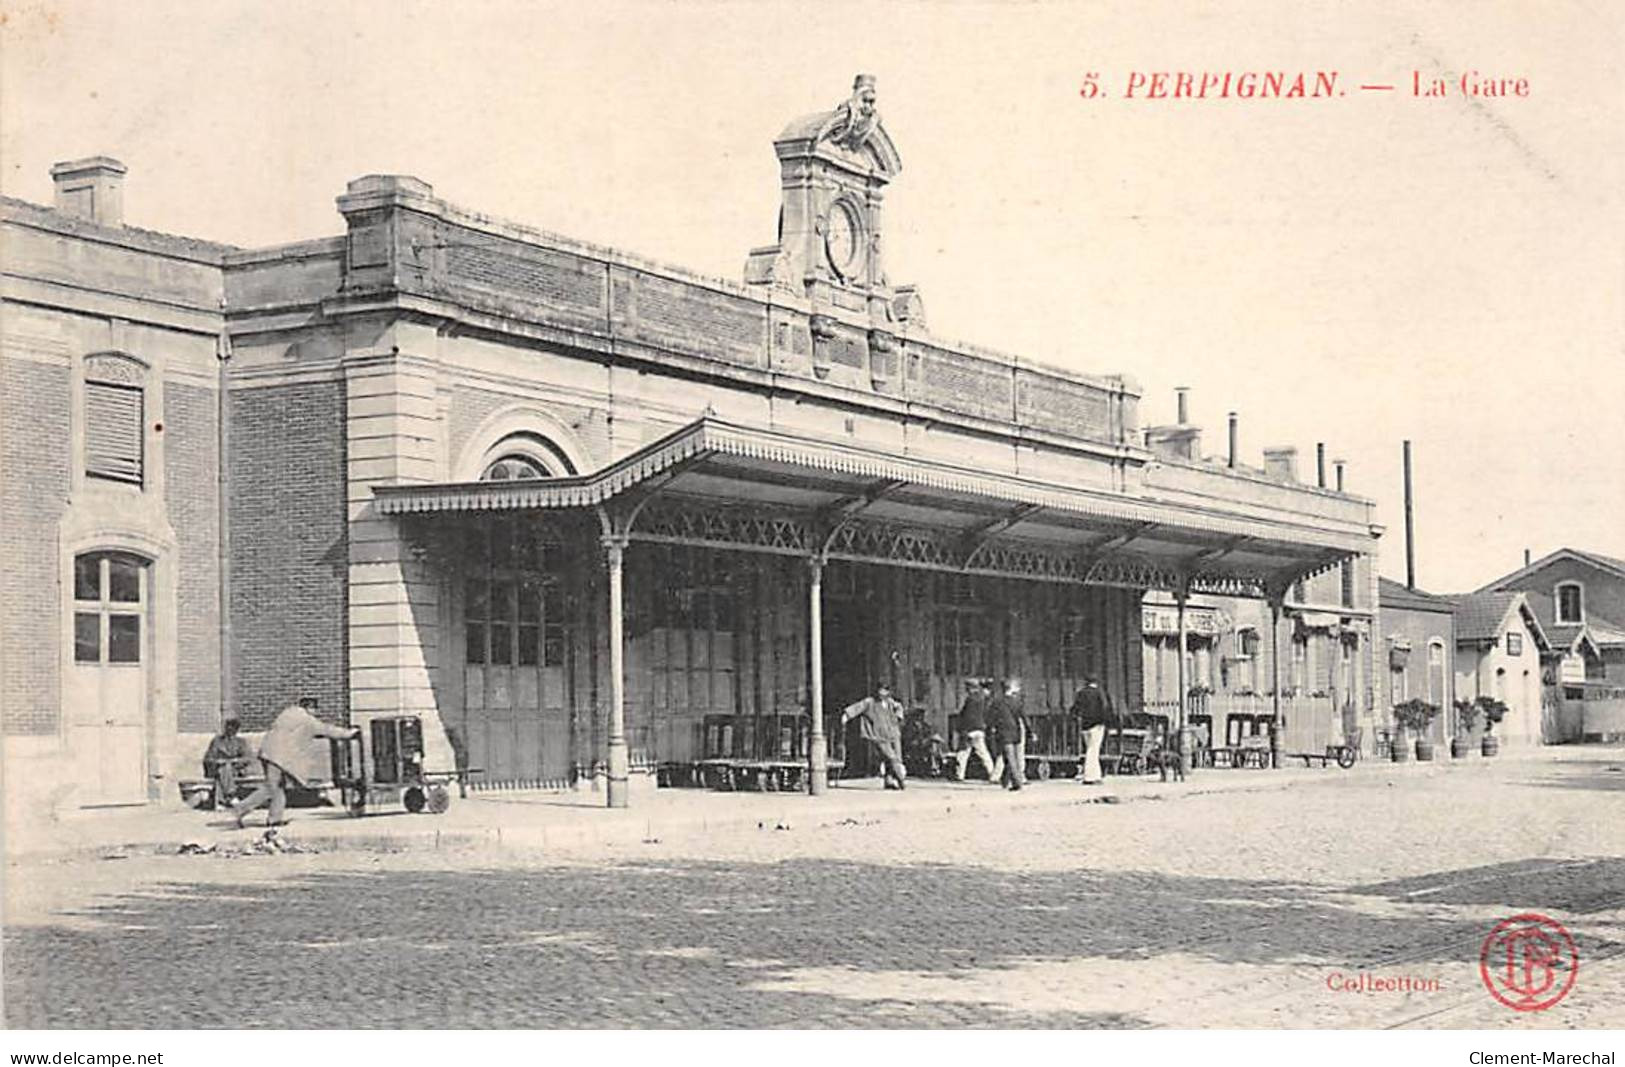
[822,562,890,777]
[68,551,150,805]
[456,517,573,788]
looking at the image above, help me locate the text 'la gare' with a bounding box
[1415,70,1531,97]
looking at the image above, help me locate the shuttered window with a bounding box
[85,380,143,485]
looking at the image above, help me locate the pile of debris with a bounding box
[175,828,317,858]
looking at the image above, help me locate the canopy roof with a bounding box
[375,417,1373,597]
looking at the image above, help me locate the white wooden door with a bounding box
[69,552,149,805]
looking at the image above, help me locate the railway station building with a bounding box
[1,78,1382,812]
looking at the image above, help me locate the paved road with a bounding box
[6,749,1624,1028]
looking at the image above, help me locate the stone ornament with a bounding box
[84,353,146,385]
[820,74,880,153]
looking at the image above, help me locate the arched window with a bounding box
[1556,582,1584,624]
[480,455,550,481]
[472,430,576,482]
[73,551,147,664]
[1426,639,1446,704]
[1234,626,1260,692]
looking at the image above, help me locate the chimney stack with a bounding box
[50,156,127,227]
[1333,458,1347,492]
[1262,446,1298,483]
[1403,440,1416,590]
[1316,443,1327,488]
[1525,548,1532,567]
[1175,387,1190,425]
[1226,412,1238,469]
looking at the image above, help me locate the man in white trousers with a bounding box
[1072,675,1114,785]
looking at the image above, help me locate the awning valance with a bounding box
[374,416,1374,595]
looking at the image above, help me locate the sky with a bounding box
[3,0,1621,593]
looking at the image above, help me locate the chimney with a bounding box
[50,156,127,226]
[1316,443,1327,488]
[1262,446,1298,482]
[1333,458,1347,492]
[1403,440,1415,590]
[1226,412,1238,469]
[1524,548,1532,567]
[1145,424,1201,461]
[1175,386,1190,425]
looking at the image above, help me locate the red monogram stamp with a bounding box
[1479,913,1579,1011]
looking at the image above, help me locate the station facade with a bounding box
[1,79,1382,811]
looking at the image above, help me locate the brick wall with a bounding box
[916,344,1013,424]
[1507,559,1625,630]
[229,381,348,729]
[0,359,70,734]
[164,381,221,733]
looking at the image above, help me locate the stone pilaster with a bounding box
[343,323,454,772]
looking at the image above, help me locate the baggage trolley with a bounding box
[329,715,465,816]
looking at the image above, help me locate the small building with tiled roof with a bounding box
[1445,590,1553,747]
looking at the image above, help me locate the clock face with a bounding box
[825,202,860,278]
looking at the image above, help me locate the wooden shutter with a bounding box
[85,380,143,484]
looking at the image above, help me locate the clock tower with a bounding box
[745,75,923,329]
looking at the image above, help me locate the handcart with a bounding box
[1022,712,1082,780]
[1289,727,1362,770]
[329,715,468,816]
[675,713,844,791]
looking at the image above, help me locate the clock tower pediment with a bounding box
[744,75,921,331]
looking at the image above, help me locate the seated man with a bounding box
[202,715,255,808]
[901,708,945,778]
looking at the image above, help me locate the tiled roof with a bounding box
[1590,619,1625,648]
[1545,623,1588,652]
[1450,592,1521,642]
[1378,577,1454,614]
[1477,547,1625,592]
[1573,549,1625,576]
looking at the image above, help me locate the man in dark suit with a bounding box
[988,677,1027,791]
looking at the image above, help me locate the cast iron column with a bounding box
[604,535,630,809]
[1175,590,1190,774]
[1269,595,1284,769]
[807,555,828,795]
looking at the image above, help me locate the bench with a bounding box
[179,757,262,810]
[1212,738,1271,769]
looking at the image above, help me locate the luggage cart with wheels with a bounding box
[329,715,468,817]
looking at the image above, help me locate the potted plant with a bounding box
[1388,713,1409,762]
[1392,698,1441,761]
[1477,696,1508,756]
[1451,698,1478,759]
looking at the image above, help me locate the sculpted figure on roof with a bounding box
[822,74,881,152]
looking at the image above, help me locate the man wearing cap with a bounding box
[229,697,359,828]
[841,681,908,790]
[987,677,1028,790]
[953,677,1002,783]
[202,714,254,809]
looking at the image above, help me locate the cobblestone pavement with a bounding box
[6,748,1624,1028]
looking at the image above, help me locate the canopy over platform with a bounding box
[375,417,1375,598]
